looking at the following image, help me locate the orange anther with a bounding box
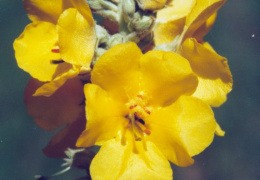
[144,129,151,135]
[145,109,151,115]
[51,49,60,53]
[130,104,137,109]
[137,94,143,99]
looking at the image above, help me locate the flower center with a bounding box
[125,93,151,141]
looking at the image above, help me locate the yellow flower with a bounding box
[24,77,86,157]
[155,0,221,45]
[77,43,218,179]
[13,0,96,96]
[154,0,232,110]
[136,0,167,10]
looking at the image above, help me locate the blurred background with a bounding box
[0,0,259,179]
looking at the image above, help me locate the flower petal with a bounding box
[136,0,167,10]
[24,77,85,130]
[33,67,79,97]
[57,8,96,68]
[154,18,185,45]
[178,38,233,107]
[42,112,86,157]
[24,0,93,24]
[182,0,226,41]
[192,12,217,42]
[156,0,196,23]
[215,123,225,136]
[90,138,172,180]
[23,0,73,23]
[140,50,198,106]
[13,21,60,82]
[69,0,94,23]
[76,84,128,147]
[91,42,143,101]
[146,96,216,163]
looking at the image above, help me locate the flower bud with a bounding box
[122,0,136,23]
[128,12,154,38]
[95,25,109,45]
[108,34,124,48]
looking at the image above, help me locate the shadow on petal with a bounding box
[24,77,85,130]
[43,112,86,158]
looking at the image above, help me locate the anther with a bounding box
[135,121,151,136]
[130,104,137,109]
[52,60,64,64]
[51,48,60,53]
[144,129,151,135]
[137,94,143,99]
[137,118,145,125]
[144,109,151,115]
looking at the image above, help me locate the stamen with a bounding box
[135,121,151,135]
[137,94,143,99]
[129,114,142,141]
[51,48,60,53]
[52,60,64,64]
[137,118,145,125]
[144,129,151,135]
[144,108,151,115]
[129,104,137,109]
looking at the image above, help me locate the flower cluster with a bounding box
[14,0,232,179]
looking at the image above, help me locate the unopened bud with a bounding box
[122,0,136,23]
[128,12,154,38]
[108,34,124,48]
[87,0,119,21]
[95,25,109,45]
[92,48,107,65]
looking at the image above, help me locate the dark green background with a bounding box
[0,0,259,179]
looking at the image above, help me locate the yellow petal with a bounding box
[146,96,216,162]
[57,8,96,68]
[14,21,60,82]
[215,123,225,136]
[69,0,94,24]
[140,50,198,106]
[178,38,233,107]
[24,0,93,24]
[24,77,85,130]
[182,0,226,41]
[23,0,73,23]
[193,12,217,42]
[91,42,143,101]
[76,84,128,147]
[156,0,196,23]
[33,67,78,97]
[90,138,172,180]
[136,0,167,10]
[154,18,185,45]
